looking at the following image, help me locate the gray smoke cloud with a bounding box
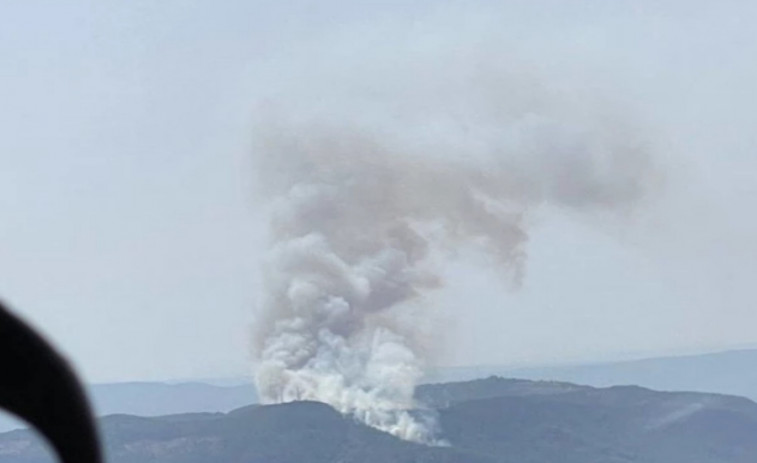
[250,19,659,443]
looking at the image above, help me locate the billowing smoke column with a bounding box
[251,30,658,443]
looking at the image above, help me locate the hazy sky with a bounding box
[2,0,756,383]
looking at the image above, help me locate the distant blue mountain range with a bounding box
[0,382,257,432]
[4,376,757,463]
[3,348,756,434]
[432,348,757,401]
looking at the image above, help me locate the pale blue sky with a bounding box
[1,0,756,382]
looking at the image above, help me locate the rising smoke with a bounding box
[251,17,658,443]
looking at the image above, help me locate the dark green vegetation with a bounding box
[3,377,757,463]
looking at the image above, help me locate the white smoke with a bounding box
[251,15,658,444]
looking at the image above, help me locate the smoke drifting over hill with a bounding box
[250,16,659,442]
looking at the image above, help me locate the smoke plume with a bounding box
[251,23,658,443]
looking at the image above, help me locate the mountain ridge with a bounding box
[429,348,757,402]
[3,377,757,463]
